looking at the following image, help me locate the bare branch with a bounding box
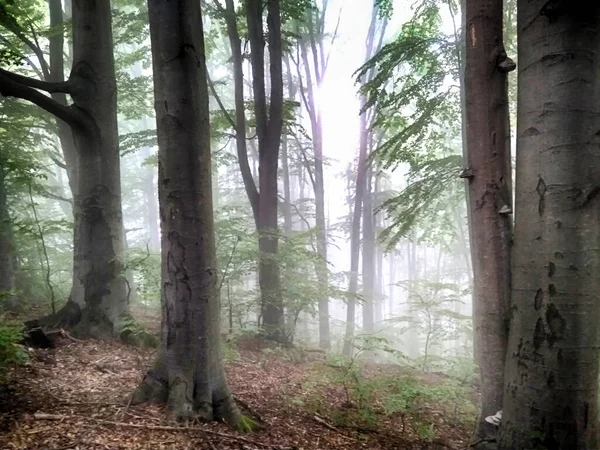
[207,72,236,130]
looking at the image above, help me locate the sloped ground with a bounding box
[0,323,472,449]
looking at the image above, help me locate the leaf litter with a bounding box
[0,328,472,449]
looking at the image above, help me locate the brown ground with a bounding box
[0,310,473,450]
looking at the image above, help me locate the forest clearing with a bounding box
[1,0,599,449]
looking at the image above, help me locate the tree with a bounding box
[0,0,129,338]
[498,3,600,448]
[132,0,241,424]
[212,0,286,342]
[463,0,514,441]
[343,2,386,356]
[0,161,15,310]
[294,1,338,349]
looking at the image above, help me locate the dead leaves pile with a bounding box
[0,336,469,449]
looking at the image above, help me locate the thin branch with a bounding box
[29,184,56,314]
[207,72,236,130]
[0,68,72,93]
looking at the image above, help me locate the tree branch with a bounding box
[207,72,236,130]
[0,68,71,93]
[0,72,83,128]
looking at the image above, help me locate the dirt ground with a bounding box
[0,311,472,449]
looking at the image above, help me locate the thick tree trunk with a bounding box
[498,3,600,449]
[0,163,16,310]
[67,0,128,338]
[133,0,241,425]
[464,0,514,441]
[0,0,129,336]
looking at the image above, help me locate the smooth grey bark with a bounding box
[498,3,600,449]
[133,0,241,425]
[464,0,514,440]
[0,162,16,310]
[0,0,128,337]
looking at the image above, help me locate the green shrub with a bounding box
[0,318,27,378]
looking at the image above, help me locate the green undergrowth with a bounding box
[285,351,477,441]
[0,316,27,379]
[119,317,159,348]
[235,414,263,432]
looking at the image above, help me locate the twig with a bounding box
[312,414,336,431]
[33,413,290,449]
[312,415,357,442]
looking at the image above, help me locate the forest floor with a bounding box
[1,307,474,450]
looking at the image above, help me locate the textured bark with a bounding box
[497,3,600,449]
[48,0,85,320]
[0,0,128,336]
[0,163,16,310]
[464,0,513,441]
[133,0,240,424]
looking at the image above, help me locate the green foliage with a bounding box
[357,0,464,246]
[390,279,472,371]
[293,336,476,437]
[119,316,159,348]
[0,316,27,378]
[378,154,463,249]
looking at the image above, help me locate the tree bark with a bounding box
[246,0,286,342]
[0,0,129,337]
[464,0,514,441]
[498,3,600,449]
[133,0,241,425]
[0,162,16,310]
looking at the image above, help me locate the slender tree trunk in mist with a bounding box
[298,19,331,349]
[362,164,375,334]
[343,5,385,355]
[133,0,241,425]
[498,3,600,448]
[464,0,514,441]
[0,0,128,338]
[0,163,16,310]
[141,146,160,252]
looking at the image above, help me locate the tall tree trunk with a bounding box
[246,0,285,342]
[0,0,128,337]
[297,25,331,349]
[464,0,514,440]
[374,174,384,324]
[133,0,241,425]
[342,4,383,355]
[49,0,85,317]
[498,3,600,448]
[0,163,16,310]
[362,163,375,333]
